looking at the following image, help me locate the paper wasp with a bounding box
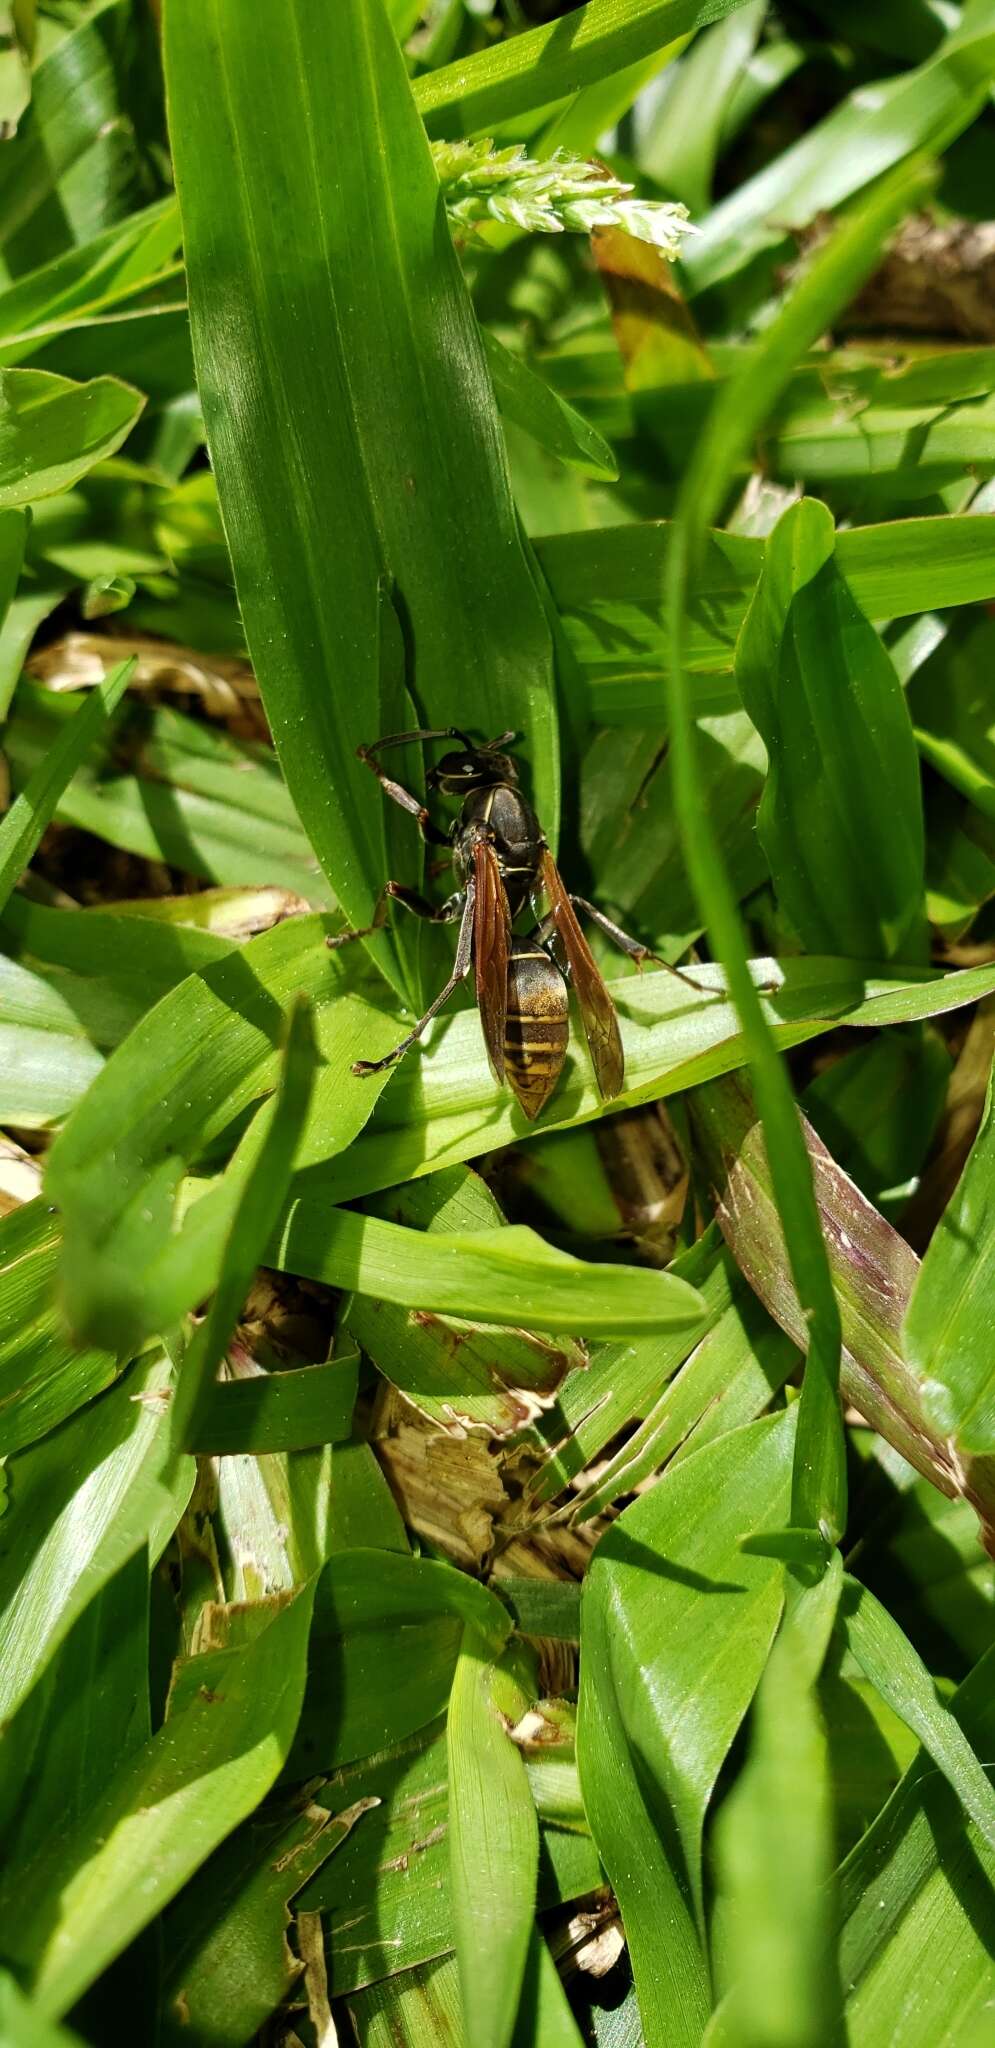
[328,728,698,1118]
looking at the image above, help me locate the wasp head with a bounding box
[428,732,519,797]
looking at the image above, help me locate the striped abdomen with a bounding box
[504,939,569,1120]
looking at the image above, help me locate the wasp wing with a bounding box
[541,851,623,1099]
[473,837,510,1085]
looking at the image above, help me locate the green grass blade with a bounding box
[577,1410,796,2045]
[0,657,133,914]
[838,1644,995,2045]
[170,993,319,1452]
[641,2,765,208]
[0,502,28,664]
[482,329,618,480]
[189,1353,359,1455]
[666,158,938,1544]
[165,0,557,995]
[512,1933,587,2048]
[0,369,144,506]
[46,920,402,1351]
[0,1975,84,2048]
[447,1635,539,2048]
[414,0,758,137]
[271,1204,706,1337]
[842,1576,995,1854]
[16,1581,318,2021]
[291,1551,510,1775]
[0,1202,119,1456]
[0,201,182,365]
[0,1350,193,1725]
[736,497,926,964]
[711,1556,844,2048]
[0,0,166,260]
[44,920,995,1357]
[540,512,995,718]
[682,10,995,302]
[158,1790,376,2045]
[903,1052,995,1453]
[3,682,331,900]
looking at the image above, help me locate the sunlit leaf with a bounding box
[736,497,926,963]
[0,368,144,505]
[578,1410,796,2046]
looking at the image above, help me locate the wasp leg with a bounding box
[352,885,476,1076]
[362,728,475,754]
[356,752,450,847]
[326,881,462,949]
[357,728,478,847]
[553,895,716,997]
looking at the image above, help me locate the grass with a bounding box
[1,2,994,2044]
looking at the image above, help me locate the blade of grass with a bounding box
[0,369,145,505]
[482,330,618,480]
[736,496,927,963]
[2,683,331,901]
[841,1575,995,1853]
[165,0,557,1001]
[0,1349,193,1724]
[289,1550,511,1775]
[414,0,758,137]
[538,512,995,717]
[665,157,939,1545]
[903,1051,995,1453]
[448,1637,538,2048]
[0,0,166,260]
[168,994,319,1456]
[838,1643,995,2044]
[14,1581,318,2022]
[577,1409,796,2045]
[711,1557,845,2048]
[0,657,133,913]
[157,1790,377,2046]
[682,10,995,303]
[0,1201,120,1456]
[44,921,995,1358]
[189,1354,359,1455]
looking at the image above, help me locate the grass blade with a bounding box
[0,657,133,914]
[169,993,319,1454]
[165,0,557,995]
[577,1410,796,2045]
[415,0,757,137]
[711,1557,844,2048]
[838,1644,995,2045]
[0,1350,193,1724]
[682,10,994,302]
[15,1582,318,2021]
[842,1575,995,1854]
[666,157,938,1545]
[736,498,926,964]
[903,1052,995,1453]
[0,369,144,505]
[448,1636,539,2048]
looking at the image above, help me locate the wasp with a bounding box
[328,728,694,1118]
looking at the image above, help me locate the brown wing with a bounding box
[541,851,623,1099]
[473,837,510,1085]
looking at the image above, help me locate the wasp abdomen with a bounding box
[504,941,570,1121]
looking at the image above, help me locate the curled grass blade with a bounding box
[665,157,939,1543]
